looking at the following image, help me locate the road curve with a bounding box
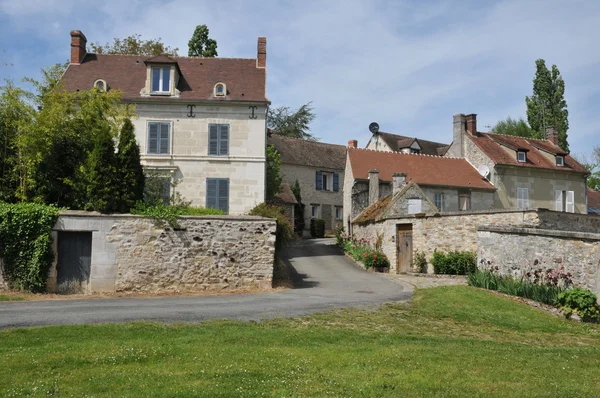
[0,239,412,329]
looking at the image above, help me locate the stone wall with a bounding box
[477,226,600,295]
[1,212,275,294]
[537,210,600,233]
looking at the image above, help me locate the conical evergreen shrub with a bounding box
[117,119,145,213]
[86,123,120,212]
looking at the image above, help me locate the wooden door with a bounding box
[57,231,92,294]
[396,225,413,273]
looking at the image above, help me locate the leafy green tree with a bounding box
[291,179,305,234]
[491,116,541,139]
[525,59,569,151]
[575,148,600,190]
[268,102,318,141]
[90,34,178,56]
[117,119,145,213]
[23,62,68,104]
[188,25,218,57]
[266,145,282,202]
[85,123,120,212]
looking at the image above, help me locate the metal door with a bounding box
[57,231,92,294]
[396,225,413,273]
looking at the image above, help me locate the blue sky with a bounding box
[1,0,599,158]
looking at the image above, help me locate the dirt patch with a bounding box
[384,274,467,289]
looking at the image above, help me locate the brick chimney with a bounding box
[545,126,559,145]
[348,139,358,148]
[392,173,407,195]
[70,30,87,64]
[368,169,379,205]
[257,37,266,68]
[465,113,477,135]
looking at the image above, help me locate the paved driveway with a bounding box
[0,239,412,329]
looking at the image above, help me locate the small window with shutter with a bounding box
[147,122,171,154]
[208,124,230,156]
[206,178,229,213]
[517,187,529,209]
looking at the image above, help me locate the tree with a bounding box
[90,34,178,56]
[266,145,282,202]
[574,147,600,190]
[491,116,541,139]
[117,119,145,213]
[188,25,218,57]
[525,59,569,151]
[290,179,305,234]
[267,102,317,141]
[23,62,68,104]
[85,123,120,213]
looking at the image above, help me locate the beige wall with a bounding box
[365,134,393,152]
[421,187,494,212]
[280,163,343,231]
[131,102,267,214]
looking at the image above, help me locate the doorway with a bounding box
[396,224,413,273]
[56,231,92,294]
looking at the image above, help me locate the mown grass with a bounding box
[0,294,25,301]
[1,286,600,397]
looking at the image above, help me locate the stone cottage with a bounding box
[60,30,269,214]
[267,134,346,232]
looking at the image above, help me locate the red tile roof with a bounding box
[61,53,267,103]
[348,148,495,190]
[588,188,600,212]
[468,133,587,174]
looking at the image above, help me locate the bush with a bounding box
[413,250,427,273]
[0,203,60,292]
[132,203,225,228]
[558,287,600,321]
[335,224,346,246]
[310,218,325,238]
[248,203,294,251]
[431,250,477,275]
[360,250,389,269]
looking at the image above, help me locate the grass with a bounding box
[0,294,25,301]
[1,286,600,397]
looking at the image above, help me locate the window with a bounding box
[147,122,170,154]
[335,206,343,220]
[151,67,171,93]
[517,151,527,163]
[206,178,229,213]
[315,171,339,192]
[517,187,529,209]
[311,204,320,218]
[408,198,422,214]
[555,190,574,213]
[93,79,107,91]
[556,156,564,166]
[434,193,444,211]
[459,192,471,211]
[214,83,226,96]
[145,174,171,204]
[208,124,229,156]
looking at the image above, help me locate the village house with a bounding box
[60,30,269,214]
[267,134,346,232]
[588,188,600,215]
[365,131,449,155]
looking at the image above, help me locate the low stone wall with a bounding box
[477,226,600,295]
[0,212,276,294]
[537,209,600,233]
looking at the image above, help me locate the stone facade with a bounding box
[0,212,276,294]
[477,226,600,296]
[134,102,267,215]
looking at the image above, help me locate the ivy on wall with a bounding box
[0,203,60,292]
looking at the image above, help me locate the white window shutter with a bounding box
[555,190,563,211]
[566,191,575,213]
[408,199,422,214]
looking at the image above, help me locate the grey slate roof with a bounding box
[376,132,449,156]
[267,134,346,170]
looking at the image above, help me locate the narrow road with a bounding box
[0,239,412,329]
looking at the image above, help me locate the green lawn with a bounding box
[1,286,599,397]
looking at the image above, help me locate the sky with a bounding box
[1,0,599,158]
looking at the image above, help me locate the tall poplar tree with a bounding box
[188,25,218,57]
[117,119,145,213]
[525,59,569,152]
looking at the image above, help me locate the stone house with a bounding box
[365,131,449,156]
[446,114,589,213]
[60,30,269,214]
[267,134,346,232]
[343,146,496,232]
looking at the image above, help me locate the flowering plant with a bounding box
[361,250,389,268]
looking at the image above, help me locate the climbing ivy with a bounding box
[0,203,60,292]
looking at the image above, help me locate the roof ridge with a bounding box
[481,131,551,143]
[379,131,448,146]
[349,146,465,160]
[91,53,257,61]
[269,135,347,148]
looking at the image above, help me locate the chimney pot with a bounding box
[70,30,87,64]
[465,113,477,135]
[348,139,358,148]
[257,37,266,68]
[545,126,559,145]
[392,173,407,195]
[368,170,380,205]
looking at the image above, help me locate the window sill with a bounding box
[150,92,172,96]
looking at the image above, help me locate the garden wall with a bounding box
[0,212,276,294]
[477,226,600,295]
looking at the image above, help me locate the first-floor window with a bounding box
[408,198,422,214]
[311,204,320,218]
[145,173,171,204]
[517,187,529,209]
[434,193,444,211]
[459,192,471,211]
[148,122,170,154]
[335,206,343,220]
[555,190,574,213]
[206,178,229,213]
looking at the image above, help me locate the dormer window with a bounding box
[556,156,564,166]
[517,151,527,163]
[214,83,226,96]
[151,67,171,93]
[93,79,107,92]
